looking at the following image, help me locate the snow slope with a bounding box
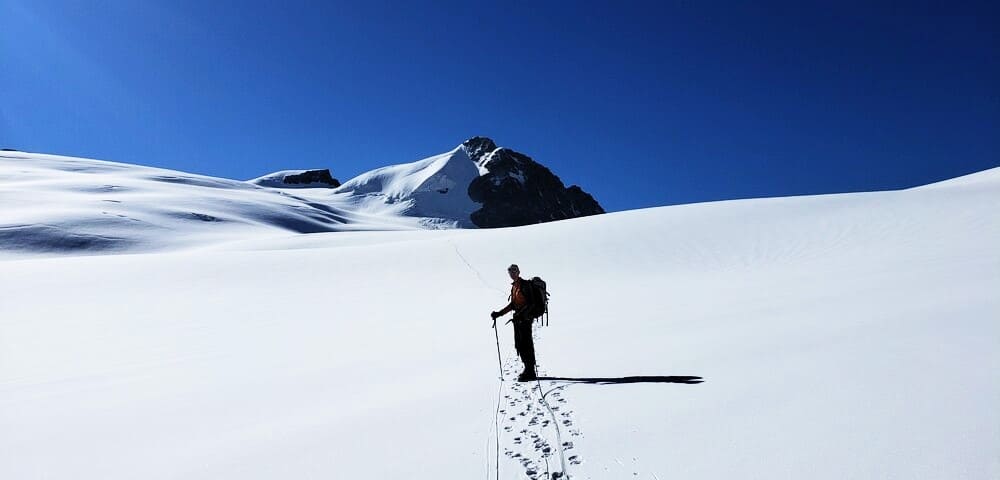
[0,151,422,256]
[332,146,482,227]
[0,147,486,257]
[1,165,998,479]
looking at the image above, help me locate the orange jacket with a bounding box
[498,278,535,317]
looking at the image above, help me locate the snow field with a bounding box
[1,162,998,478]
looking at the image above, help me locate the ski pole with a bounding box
[493,317,503,379]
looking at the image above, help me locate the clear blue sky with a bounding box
[2,1,997,212]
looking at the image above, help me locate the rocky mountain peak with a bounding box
[461,136,499,164]
[463,137,605,228]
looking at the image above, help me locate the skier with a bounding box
[491,264,538,381]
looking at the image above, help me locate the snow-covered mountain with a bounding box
[0,139,603,255]
[1,159,997,479]
[331,145,483,228]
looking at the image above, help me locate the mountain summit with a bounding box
[324,137,605,228]
[461,136,605,228]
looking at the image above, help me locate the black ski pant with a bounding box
[512,315,536,374]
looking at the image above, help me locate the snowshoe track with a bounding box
[498,355,582,479]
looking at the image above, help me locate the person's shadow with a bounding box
[536,375,703,385]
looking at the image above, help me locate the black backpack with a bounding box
[526,277,550,325]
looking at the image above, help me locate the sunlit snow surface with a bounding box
[0,147,477,257]
[1,150,998,479]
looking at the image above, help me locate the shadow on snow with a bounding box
[536,375,704,385]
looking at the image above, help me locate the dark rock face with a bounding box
[463,136,604,228]
[283,169,340,187]
[462,136,498,164]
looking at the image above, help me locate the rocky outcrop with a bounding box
[462,136,604,228]
[282,169,340,187]
[463,137,498,167]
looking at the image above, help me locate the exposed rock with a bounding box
[283,169,340,187]
[463,136,498,166]
[462,137,604,228]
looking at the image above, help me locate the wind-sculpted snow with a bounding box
[0,152,422,256]
[0,223,137,253]
[0,147,492,256]
[1,158,998,479]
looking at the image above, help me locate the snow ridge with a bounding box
[332,146,481,227]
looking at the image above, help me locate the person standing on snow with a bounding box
[491,264,538,382]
